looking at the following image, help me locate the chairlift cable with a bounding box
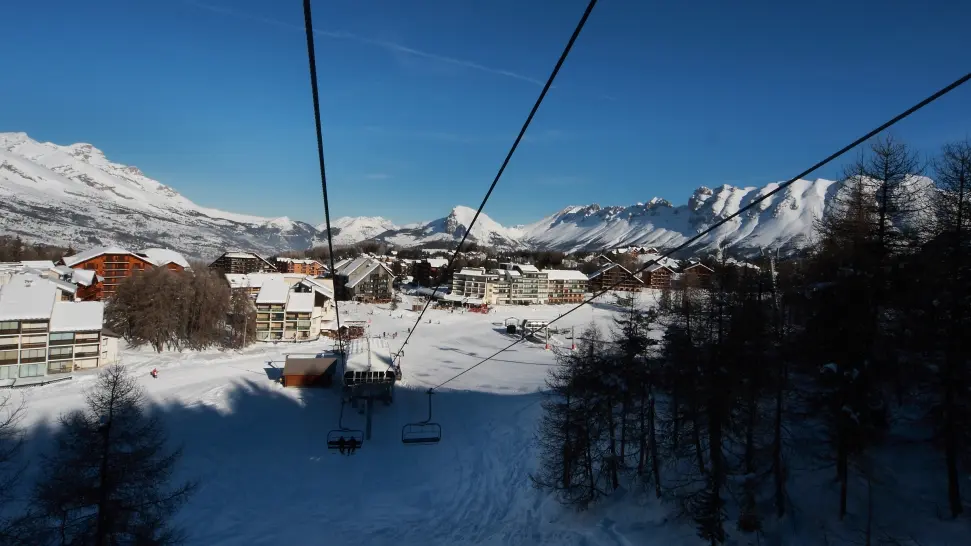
[390,0,599,370]
[427,71,971,392]
[302,0,346,361]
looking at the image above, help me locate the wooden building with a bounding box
[272,257,327,276]
[281,356,337,388]
[682,263,714,288]
[412,258,449,287]
[587,262,644,293]
[208,251,277,275]
[59,246,154,300]
[136,248,190,272]
[643,264,674,289]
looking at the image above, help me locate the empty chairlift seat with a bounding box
[401,422,442,445]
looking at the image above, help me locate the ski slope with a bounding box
[9,295,703,546]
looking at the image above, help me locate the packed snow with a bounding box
[5,296,966,546]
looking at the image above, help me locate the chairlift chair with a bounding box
[401,390,442,445]
[327,401,365,453]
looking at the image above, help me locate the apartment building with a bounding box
[544,269,588,304]
[587,262,644,293]
[450,268,492,302]
[681,262,714,288]
[499,263,549,305]
[136,248,190,272]
[0,273,108,386]
[208,251,277,275]
[59,246,155,300]
[334,257,394,302]
[412,258,449,287]
[643,264,674,289]
[253,278,335,342]
[272,257,327,277]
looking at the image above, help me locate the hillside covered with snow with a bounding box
[0,133,323,260]
[3,132,929,258]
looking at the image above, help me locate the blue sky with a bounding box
[2,0,969,226]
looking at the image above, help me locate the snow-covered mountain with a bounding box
[317,216,398,246]
[376,205,526,249]
[0,132,322,260]
[3,132,924,258]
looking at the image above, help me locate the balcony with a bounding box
[74,350,99,359]
[19,356,46,364]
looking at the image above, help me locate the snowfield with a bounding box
[8,297,966,546]
[10,296,698,546]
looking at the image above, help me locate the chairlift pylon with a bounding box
[327,400,364,454]
[401,390,442,445]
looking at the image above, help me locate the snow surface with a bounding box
[0,273,57,320]
[5,296,968,546]
[49,301,104,332]
[284,292,315,313]
[255,279,289,304]
[139,248,191,268]
[321,216,399,246]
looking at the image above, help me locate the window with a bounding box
[0,350,17,364]
[21,334,47,346]
[21,321,48,331]
[20,348,45,361]
[0,321,18,332]
[0,365,16,380]
[19,363,42,378]
[49,346,73,359]
[75,332,99,342]
[0,337,17,349]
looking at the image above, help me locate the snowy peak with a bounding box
[319,216,398,245]
[375,206,524,249]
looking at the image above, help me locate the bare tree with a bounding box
[0,392,26,541]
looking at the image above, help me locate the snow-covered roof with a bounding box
[53,265,74,276]
[62,246,140,267]
[332,258,353,273]
[336,256,369,277]
[71,268,98,286]
[424,258,449,268]
[50,277,78,294]
[588,262,643,283]
[256,279,290,304]
[0,274,57,320]
[457,268,488,277]
[346,261,382,289]
[285,292,315,313]
[514,264,539,273]
[225,272,285,289]
[297,277,335,300]
[49,301,104,332]
[275,257,326,267]
[20,260,55,270]
[223,251,259,259]
[645,263,673,273]
[139,248,190,268]
[543,269,588,281]
[683,263,714,273]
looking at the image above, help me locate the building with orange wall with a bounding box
[59,246,155,300]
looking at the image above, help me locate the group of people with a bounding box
[335,436,359,455]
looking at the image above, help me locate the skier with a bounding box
[337,436,346,455]
[150,368,158,379]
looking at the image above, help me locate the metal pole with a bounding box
[365,397,373,440]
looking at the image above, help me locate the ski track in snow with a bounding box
[9,297,688,546]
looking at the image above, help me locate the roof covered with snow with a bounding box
[71,268,98,286]
[20,260,55,270]
[346,261,382,289]
[62,246,140,267]
[543,269,588,281]
[424,258,449,268]
[285,292,315,313]
[645,263,673,273]
[139,248,190,268]
[225,272,285,289]
[514,264,539,273]
[256,279,290,304]
[50,301,104,332]
[0,274,57,320]
[297,277,335,300]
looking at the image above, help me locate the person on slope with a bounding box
[150,368,158,379]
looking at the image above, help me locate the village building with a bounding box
[500,263,549,305]
[412,258,449,287]
[681,262,714,288]
[450,267,492,303]
[587,262,644,293]
[58,246,156,300]
[643,263,675,289]
[208,251,277,275]
[272,257,327,277]
[252,277,335,342]
[544,269,588,304]
[0,273,109,386]
[136,248,191,272]
[333,257,394,302]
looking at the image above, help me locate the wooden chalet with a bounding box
[642,263,674,289]
[59,246,154,300]
[587,262,644,293]
[682,262,714,288]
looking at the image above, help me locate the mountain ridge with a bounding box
[0,132,886,259]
